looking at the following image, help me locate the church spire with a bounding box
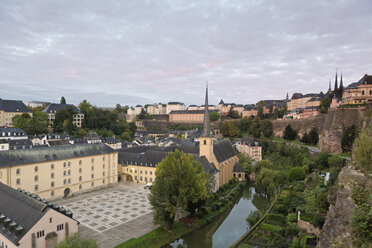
[328,79,331,92]
[202,82,210,137]
[334,69,338,92]
[339,72,344,98]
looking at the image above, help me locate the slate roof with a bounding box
[345,82,358,89]
[218,99,225,105]
[0,183,76,245]
[167,102,185,105]
[233,161,243,172]
[308,97,321,102]
[199,156,218,174]
[8,139,33,149]
[102,137,120,144]
[83,131,101,141]
[0,128,28,138]
[357,74,372,85]
[42,103,80,113]
[0,99,31,113]
[213,139,236,163]
[47,140,70,146]
[241,136,260,146]
[0,143,115,168]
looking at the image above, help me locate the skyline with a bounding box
[1,0,372,107]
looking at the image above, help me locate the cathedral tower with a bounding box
[199,83,214,162]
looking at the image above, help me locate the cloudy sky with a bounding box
[1,0,371,107]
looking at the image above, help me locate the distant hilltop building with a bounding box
[0,98,32,127]
[42,103,84,128]
[342,74,372,105]
[166,102,186,114]
[28,101,48,108]
[146,104,166,115]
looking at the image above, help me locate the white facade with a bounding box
[166,103,186,114]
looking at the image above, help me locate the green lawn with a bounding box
[115,222,190,248]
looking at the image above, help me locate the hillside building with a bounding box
[0,99,32,128]
[42,104,84,128]
[166,102,186,114]
[342,74,372,105]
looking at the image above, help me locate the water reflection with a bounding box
[166,184,269,248]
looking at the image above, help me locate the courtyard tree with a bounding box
[149,150,208,231]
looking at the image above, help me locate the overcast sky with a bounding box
[1,0,371,107]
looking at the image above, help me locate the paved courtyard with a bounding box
[55,182,158,248]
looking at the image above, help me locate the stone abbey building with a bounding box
[118,86,243,189]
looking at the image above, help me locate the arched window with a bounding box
[79,176,82,182]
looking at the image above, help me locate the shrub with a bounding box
[276,204,288,215]
[246,210,262,226]
[312,214,325,228]
[352,126,372,171]
[287,213,297,223]
[288,167,306,182]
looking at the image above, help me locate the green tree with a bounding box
[342,125,359,153]
[60,96,66,104]
[352,126,372,172]
[55,233,98,248]
[287,167,306,182]
[149,150,208,231]
[12,113,31,131]
[320,98,331,114]
[283,124,297,140]
[12,112,48,135]
[246,210,262,226]
[256,168,279,198]
[53,106,76,134]
[209,111,220,121]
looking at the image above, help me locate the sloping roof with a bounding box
[0,128,28,137]
[0,182,49,245]
[213,139,236,163]
[8,139,33,148]
[42,103,80,113]
[357,74,372,85]
[199,156,218,174]
[233,161,243,172]
[0,99,31,113]
[47,140,70,146]
[83,131,101,141]
[241,136,260,146]
[167,102,185,105]
[345,82,358,89]
[0,143,115,168]
[218,99,225,105]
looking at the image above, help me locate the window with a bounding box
[91,158,94,163]
[68,178,71,184]
[79,160,82,165]
[51,172,54,179]
[79,168,82,173]
[34,175,38,182]
[57,224,64,231]
[34,166,38,172]
[145,171,147,175]
[140,170,142,174]
[16,179,20,185]
[63,162,66,167]
[63,171,66,176]
[68,162,71,167]
[36,230,44,238]
[49,218,52,223]
[204,140,207,145]
[102,164,105,169]
[68,170,71,175]
[91,181,94,187]
[91,166,94,171]
[51,191,54,197]
[103,156,105,161]
[79,176,82,182]
[150,178,152,182]
[150,171,152,175]
[63,179,66,185]
[51,164,54,170]
[91,174,94,179]
[35,185,38,191]
[145,177,147,182]
[140,176,142,181]
[362,90,365,95]
[51,181,55,188]
[103,172,105,176]
[135,176,137,180]
[102,179,105,184]
[79,184,82,190]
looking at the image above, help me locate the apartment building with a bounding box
[42,104,84,128]
[0,99,32,127]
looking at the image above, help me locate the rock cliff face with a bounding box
[271,106,370,154]
[316,165,371,248]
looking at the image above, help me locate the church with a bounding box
[118,85,242,190]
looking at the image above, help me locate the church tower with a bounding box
[199,83,214,162]
[334,69,338,96]
[339,72,344,99]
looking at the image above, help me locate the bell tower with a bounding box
[199,83,213,162]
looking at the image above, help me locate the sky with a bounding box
[1,0,372,107]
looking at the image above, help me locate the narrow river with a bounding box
[165,184,269,248]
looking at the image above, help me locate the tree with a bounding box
[283,124,297,140]
[53,106,76,133]
[12,112,49,135]
[301,127,319,146]
[209,111,220,121]
[287,167,306,182]
[149,150,208,231]
[352,126,372,172]
[342,125,359,152]
[256,168,279,198]
[246,210,262,226]
[319,98,331,114]
[55,233,98,248]
[60,96,66,104]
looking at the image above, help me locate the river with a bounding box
[165,183,269,248]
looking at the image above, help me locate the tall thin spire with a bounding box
[328,79,331,92]
[334,69,338,95]
[339,71,344,98]
[202,82,210,137]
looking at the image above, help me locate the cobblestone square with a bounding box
[55,182,158,248]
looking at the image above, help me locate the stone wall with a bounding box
[297,211,321,236]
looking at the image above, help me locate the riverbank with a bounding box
[115,179,245,248]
